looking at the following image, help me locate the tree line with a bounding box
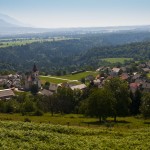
[0,78,150,121]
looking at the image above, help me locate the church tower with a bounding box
[24,64,41,90]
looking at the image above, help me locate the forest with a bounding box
[0,31,150,74]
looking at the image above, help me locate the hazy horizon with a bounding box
[0,0,150,28]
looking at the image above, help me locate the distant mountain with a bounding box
[0,13,150,36]
[0,13,28,27]
[0,19,19,28]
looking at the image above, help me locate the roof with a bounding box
[142,82,150,89]
[49,83,58,91]
[0,89,15,99]
[142,68,150,72]
[112,68,120,73]
[120,73,129,80]
[71,84,87,90]
[130,83,140,89]
[40,89,53,96]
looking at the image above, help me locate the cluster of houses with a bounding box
[0,61,150,100]
[94,62,150,93]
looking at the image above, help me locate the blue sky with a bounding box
[0,0,150,28]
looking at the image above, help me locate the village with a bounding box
[0,61,150,100]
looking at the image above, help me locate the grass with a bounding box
[0,113,149,129]
[39,76,67,84]
[54,71,98,80]
[102,58,133,64]
[0,115,150,149]
[0,121,150,149]
[40,71,98,84]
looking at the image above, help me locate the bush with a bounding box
[33,109,43,116]
[24,118,31,122]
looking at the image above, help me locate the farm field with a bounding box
[40,71,98,84]
[102,58,133,64]
[0,119,150,149]
[0,37,77,48]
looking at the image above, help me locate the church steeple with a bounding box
[33,64,38,72]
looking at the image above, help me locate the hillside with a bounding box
[1,32,150,73]
[0,121,149,149]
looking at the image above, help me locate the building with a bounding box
[70,84,87,91]
[0,89,15,100]
[24,64,41,90]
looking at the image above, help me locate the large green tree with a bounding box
[140,92,150,118]
[104,77,131,122]
[86,88,115,122]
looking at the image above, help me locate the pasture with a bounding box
[40,71,98,84]
[102,58,133,64]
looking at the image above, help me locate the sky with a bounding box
[0,0,150,28]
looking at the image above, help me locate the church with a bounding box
[24,64,41,90]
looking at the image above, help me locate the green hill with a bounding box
[0,121,149,149]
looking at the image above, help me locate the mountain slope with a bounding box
[0,13,27,27]
[0,19,19,28]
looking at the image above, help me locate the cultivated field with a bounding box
[102,58,133,64]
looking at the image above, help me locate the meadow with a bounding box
[0,117,150,149]
[102,58,133,64]
[40,71,98,84]
[0,37,76,48]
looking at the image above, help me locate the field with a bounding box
[40,71,98,84]
[0,118,150,149]
[0,37,77,48]
[102,58,133,64]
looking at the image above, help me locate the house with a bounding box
[40,89,53,96]
[131,74,141,81]
[142,82,150,92]
[85,75,95,81]
[120,73,129,81]
[110,68,121,77]
[70,84,87,91]
[49,83,58,93]
[0,79,6,86]
[142,68,150,73]
[0,89,15,100]
[93,79,101,86]
[129,83,140,93]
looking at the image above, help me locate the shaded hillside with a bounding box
[0,32,150,73]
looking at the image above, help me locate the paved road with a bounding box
[40,76,78,82]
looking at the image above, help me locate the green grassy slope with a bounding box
[0,121,150,149]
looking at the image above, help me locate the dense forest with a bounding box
[0,31,150,74]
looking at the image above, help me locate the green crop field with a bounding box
[102,58,133,64]
[0,120,150,149]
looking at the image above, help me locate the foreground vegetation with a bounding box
[0,120,150,149]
